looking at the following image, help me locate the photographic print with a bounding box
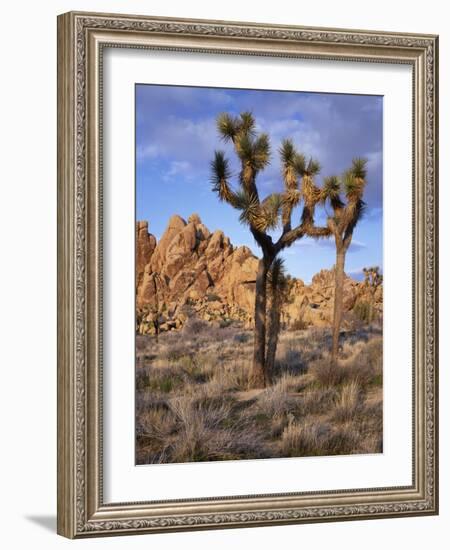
[57,13,438,537]
[135,84,383,465]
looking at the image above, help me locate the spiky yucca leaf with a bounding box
[233,191,262,229]
[342,169,363,201]
[305,157,321,176]
[236,133,270,179]
[210,151,231,185]
[280,140,305,187]
[217,112,240,141]
[267,258,288,292]
[259,193,283,230]
[280,139,296,165]
[239,111,256,136]
[235,133,254,163]
[322,175,345,212]
[343,198,366,242]
[252,133,271,170]
[293,153,306,176]
[283,188,301,207]
[322,175,341,199]
[210,151,240,206]
[351,157,368,180]
[283,165,297,189]
[302,175,322,206]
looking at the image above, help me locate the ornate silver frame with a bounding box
[57,11,439,538]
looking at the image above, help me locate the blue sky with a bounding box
[136,84,383,283]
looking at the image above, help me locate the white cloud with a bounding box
[163,160,192,181]
[136,143,160,161]
[366,150,382,170]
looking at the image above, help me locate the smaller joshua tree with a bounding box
[362,266,383,323]
[321,158,368,366]
[266,258,289,378]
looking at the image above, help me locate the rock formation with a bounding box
[136,215,383,335]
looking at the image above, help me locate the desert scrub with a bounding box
[139,366,185,393]
[280,419,360,457]
[158,343,190,364]
[297,386,338,416]
[280,421,329,457]
[208,365,249,393]
[233,332,251,344]
[252,375,296,418]
[309,358,348,387]
[275,346,307,376]
[289,318,308,331]
[332,381,363,422]
[182,317,210,337]
[309,336,382,390]
[136,325,383,463]
[151,396,269,462]
[136,406,177,442]
[353,300,375,324]
[148,374,182,393]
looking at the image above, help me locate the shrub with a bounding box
[136,368,149,390]
[182,317,209,336]
[136,406,177,442]
[310,358,347,387]
[280,421,329,456]
[233,332,250,344]
[332,381,362,422]
[254,375,295,417]
[353,300,373,324]
[280,419,360,457]
[146,370,184,393]
[297,387,338,416]
[309,337,382,389]
[156,397,269,462]
[276,347,307,376]
[206,293,221,302]
[207,361,250,393]
[290,318,308,331]
[158,343,188,364]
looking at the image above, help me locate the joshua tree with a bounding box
[266,258,289,378]
[211,111,329,387]
[321,158,368,366]
[362,266,383,323]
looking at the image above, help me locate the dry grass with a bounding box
[332,381,362,422]
[280,419,360,457]
[136,324,383,464]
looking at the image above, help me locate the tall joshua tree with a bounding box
[266,258,288,379]
[321,158,368,366]
[211,111,329,387]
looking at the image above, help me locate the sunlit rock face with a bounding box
[136,216,383,334]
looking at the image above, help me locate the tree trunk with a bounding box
[250,256,270,388]
[266,294,281,382]
[331,249,346,366]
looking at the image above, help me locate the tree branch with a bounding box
[275,224,306,252]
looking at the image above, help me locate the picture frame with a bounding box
[57,11,439,538]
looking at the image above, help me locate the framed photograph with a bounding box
[57,11,439,538]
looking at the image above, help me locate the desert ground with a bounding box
[136,320,382,464]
